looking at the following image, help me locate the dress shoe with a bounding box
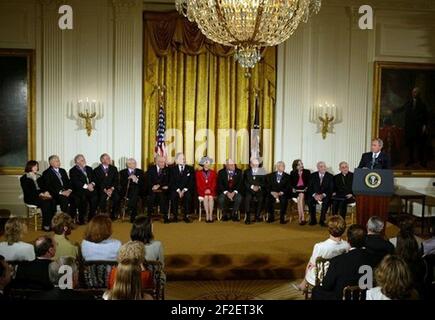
[308,221,317,226]
[222,215,229,221]
[299,221,307,226]
[319,221,326,227]
[255,216,261,223]
[184,217,192,223]
[280,220,287,224]
[172,217,179,223]
[163,219,170,224]
[245,220,251,225]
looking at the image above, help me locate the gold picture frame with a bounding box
[373,61,435,177]
[0,49,35,175]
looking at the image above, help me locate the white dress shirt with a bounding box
[366,286,390,300]
[81,238,121,261]
[0,241,35,261]
[305,238,350,285]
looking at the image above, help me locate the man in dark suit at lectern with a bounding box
[358,138,391,170]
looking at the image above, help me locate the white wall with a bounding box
[0,0,143,215]
[275,0,435,192]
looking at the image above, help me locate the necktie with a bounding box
[80,166,89,184]
[277,173,282,183]
[320,174,324,185]
[371,154,376,169]
[53,168,63,186]
[180,165,184,174]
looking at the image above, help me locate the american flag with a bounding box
[250,95,261,159]
[155,103,167,157]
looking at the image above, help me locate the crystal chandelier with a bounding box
[175,0,321,69]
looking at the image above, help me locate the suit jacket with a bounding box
[307,171,334,198]
[289,169,311,189]
[243,168,266,194]
[31,287,95,300]
[333,172,354,198]
[266,171,290,194]
[20,174,47,205]
[119,168,146,196]
[217,168,243,194]
[93,164,120,192]
[12,259,53,290]
[365,234,395,266]
[358,151,391,169]
[395,97,428,139]
[145,166,169,193]
[319,248,376,300]
[69,165,95,193]
[168,164,195,193]
[195,169,217,197]
[42,167,72,196]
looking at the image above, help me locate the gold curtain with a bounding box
[142,11,276,171]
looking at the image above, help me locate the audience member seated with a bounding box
[365,216,394,266]
[81,215,121,261]
[168,153,194,223]
[423,228,435,256]
[104,242,153,300]
[42,155,73,215]
[295,216,349,291]
[217,159,243,222]
[20,160,56,231]
[51,213,79,259]
[145,155,170,223]
[0,218,35,261]
[130,216,164,267]
[31,257,94,300]
[244,157,266,224]
[13,236,56,290]
[289,159,310,225]
[366,255,417,300]
[389,216,423,248]
[265,161,290,224]
[312,224,376,300]
[0,255,12,300]
[196,156,217,223]
[396,229,427,299]
[108,241,153,290]
[331,161,354,219]
[307,161,334,227]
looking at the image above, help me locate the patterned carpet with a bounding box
[165,280,305,300]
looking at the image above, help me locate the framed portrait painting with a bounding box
[0,49,35,175]
[373,61,435,177]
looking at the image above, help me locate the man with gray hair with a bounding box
[365,216,394,266]
[146,155,170,223]
[243,157,267,224]
[266,161,290,224]
[332,161,354,219]
[307,161,334,226]
[217,159,243,222]
[69,154,98,224]
[32,257,93,300]
[358,138,391,169]
[169,153,194,223]
[119,158,145,222]
[94,153,120,220]
[42,155,73,217]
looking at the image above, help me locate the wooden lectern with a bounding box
[352,169,394,228]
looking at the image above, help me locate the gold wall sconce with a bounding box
[78,98,97,136]
[309,102,339,139]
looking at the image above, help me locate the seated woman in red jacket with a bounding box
[195,156,217,223]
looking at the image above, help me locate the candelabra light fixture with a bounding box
[175,0,321,69]
[78,98,97,136]
[309,102,338,139]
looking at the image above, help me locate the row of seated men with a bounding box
[20,152,355,230]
